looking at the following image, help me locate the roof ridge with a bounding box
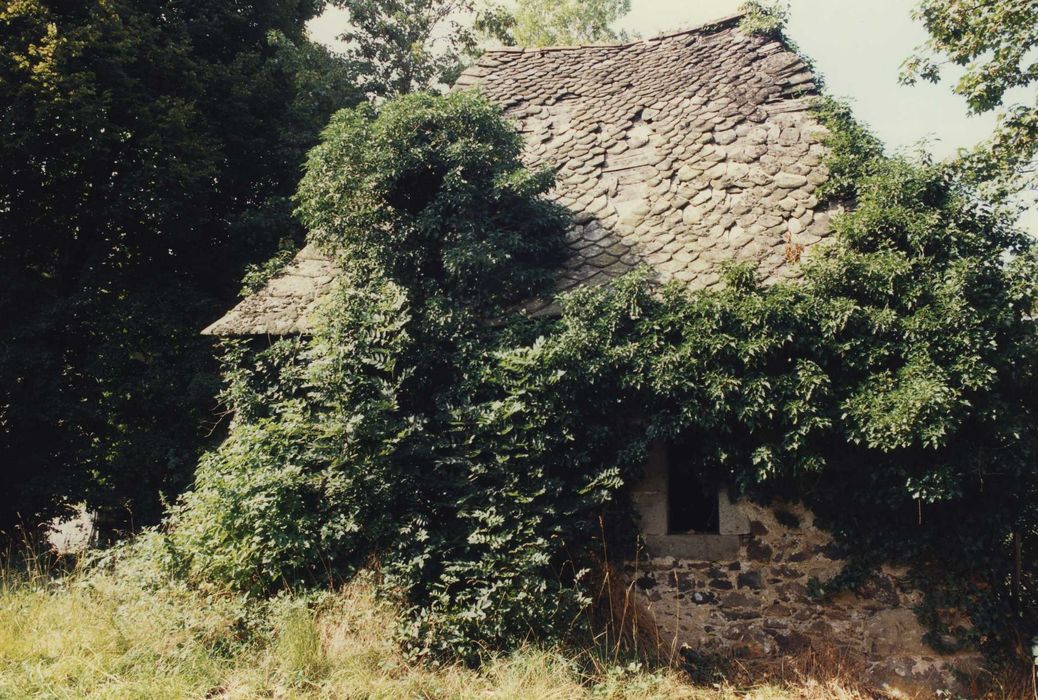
[481,12,746,55]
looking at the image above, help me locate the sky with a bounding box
[308,1,1036,232]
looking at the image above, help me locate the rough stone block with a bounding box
[718,487,751,535]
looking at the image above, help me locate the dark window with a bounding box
[666,447,719,534]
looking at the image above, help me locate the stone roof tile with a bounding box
[201,244,337,336]
[204,13,835,335]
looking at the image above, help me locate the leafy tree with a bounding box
[0,0,360,533]
[330,0,490,95]
[295,94,567,305]
[903,0,1038,199]
[327,0,631,96]
[500,0,631,47]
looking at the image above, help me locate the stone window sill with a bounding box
[643,533,740,560]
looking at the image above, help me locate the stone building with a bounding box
[205,15,981,696]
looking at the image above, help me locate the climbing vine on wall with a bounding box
[158,88,1038,662]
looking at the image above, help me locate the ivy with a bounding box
[158,90,1038,663]
[239,240,300,297]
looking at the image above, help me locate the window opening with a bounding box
[666,447,719,534]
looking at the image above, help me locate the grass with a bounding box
[0,556,868,700]
[0,549,1029,700]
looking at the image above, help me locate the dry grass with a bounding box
[0,553,1029,700]
[0,567,871,700]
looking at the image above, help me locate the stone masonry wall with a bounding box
[626,497,985,697]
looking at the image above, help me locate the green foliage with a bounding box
[812,98,886,204]
[328,0,635,92]
[0,0,361,531]
[500,0,632,47]
[296,92,568,311]
[169,274,415,596]
[241,240,300,297]
[902,0,1038,199]
[738,1,790,39]
[163,89,1038,662]
[166,93,574,658]
[330,0,490,95]
[328,0,635,93]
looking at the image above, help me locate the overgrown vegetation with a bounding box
[2,553,897,699]
[162,91,578,661]
[738,1,790,40]
[0,0,633,537]
[138,82,1038,668]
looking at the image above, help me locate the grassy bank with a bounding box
[2,552,1031,700]
[0,554,879,700]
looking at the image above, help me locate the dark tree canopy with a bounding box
[0,0,361,532]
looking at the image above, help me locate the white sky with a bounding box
[308,0,1036,232]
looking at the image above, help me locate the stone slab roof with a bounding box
[203,244,337,335]
[203,14,833,336]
